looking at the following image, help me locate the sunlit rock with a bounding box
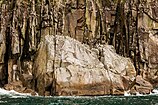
[38,35,138,95]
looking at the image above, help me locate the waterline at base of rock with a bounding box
[1,94,158,105]
[1,87,158,97]
[0,88,33,97]
[124,89,158,96]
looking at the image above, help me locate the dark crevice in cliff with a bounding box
[21,19,31,61]
[3,27,11,86]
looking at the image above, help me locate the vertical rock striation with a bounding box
[0,0,157,95]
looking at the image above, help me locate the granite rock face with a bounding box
[0,0,157,96]
[30,35,153,96]
[139,31,158,88]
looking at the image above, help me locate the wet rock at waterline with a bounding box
[32,35,152,96]
[4,81,37,96]
[129,75,153,94]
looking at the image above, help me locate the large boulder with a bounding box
[36,35,138,95]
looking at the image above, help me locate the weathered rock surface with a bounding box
[0,0,157,96]
[129,75,153,94]
[4,81,37,96]
[30,35,152,96]
[139,30,158,88]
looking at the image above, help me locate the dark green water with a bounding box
[0,95,158,105]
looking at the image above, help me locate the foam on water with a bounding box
[124,89,158,96]
[0,89,158,105]
[0,88,31,97]
[1,87,158,98]
[124,90,131,96]
[150,89,158,95]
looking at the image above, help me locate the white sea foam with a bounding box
[0,88,31,97]
[1,87,158,98]
[150,89,158,95]
[124,90,131,96]
[124,89,158,96]
[136,92,143,96]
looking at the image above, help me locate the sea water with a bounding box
[0,88,158,105]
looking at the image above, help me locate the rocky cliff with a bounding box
[5,35,153,96]
[0,0,158,96]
